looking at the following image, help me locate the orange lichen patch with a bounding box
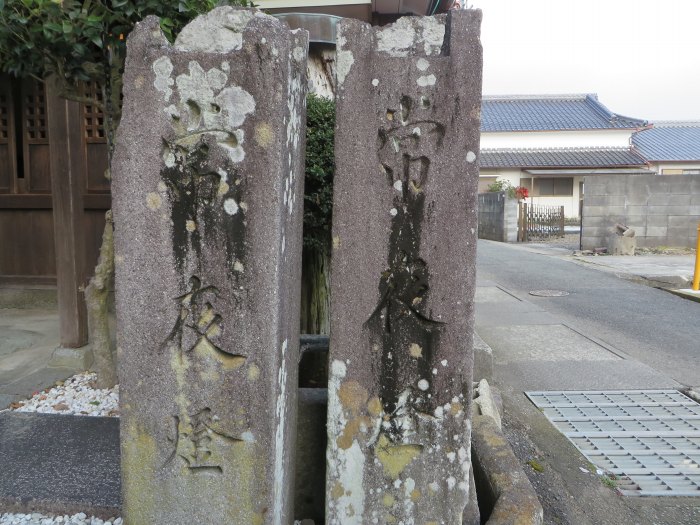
[410,489,421,502]
[450,402,463,416]
[367,396,383,417]
[338,380,368,415]
[330,481,344,500]
[337,415,371,450]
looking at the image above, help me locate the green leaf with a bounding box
[62,21,73,34]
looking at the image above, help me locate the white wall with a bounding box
[650,161,700,174]
[481,169,583,218]
[481,129,633,149]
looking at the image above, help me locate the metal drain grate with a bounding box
[526,389,700,496]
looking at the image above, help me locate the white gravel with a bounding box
[9,372,119,417]
[0,513,121,525]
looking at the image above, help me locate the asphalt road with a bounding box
[476,240,700,388]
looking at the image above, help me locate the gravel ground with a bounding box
[8,373,119,417]
[0,513,121,525]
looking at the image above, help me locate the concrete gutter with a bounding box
[472,378,543,525]
[472,414,544,525]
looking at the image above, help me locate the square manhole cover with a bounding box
[526,389,700,496]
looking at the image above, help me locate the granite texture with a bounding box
[326,10,483,524]
[0,413,120,519]
[112,8,307,524]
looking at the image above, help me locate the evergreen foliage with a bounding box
[304,94,335,250]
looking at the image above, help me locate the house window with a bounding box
[532,177,573,196]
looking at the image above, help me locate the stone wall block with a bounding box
[112,8,308,524]
[327,10,483,524]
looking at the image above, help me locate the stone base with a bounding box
[0,287,58,309]
[607,235,636,256]
[49,346,94,370]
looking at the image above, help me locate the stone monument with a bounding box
[326,10,483,524]
[112,8,307,524]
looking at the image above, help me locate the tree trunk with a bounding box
[300,245,331,335]
[84,210,117,388]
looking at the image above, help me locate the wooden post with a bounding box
[46,77,88,348]
[560,205,565,237]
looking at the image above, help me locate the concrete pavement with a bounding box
[475,240,700,524]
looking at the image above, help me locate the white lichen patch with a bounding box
[224,198,239,215]
[466,150,477,163]
[372,78,379,87]
[393,180,403,192]
[417,74,437,87]
[233,260,244,273]
[376,16,445,57]
[336,34,354,86]
[416,57,430,71]
[146,192,162,210]
[174,7,261,53]
[390,208,398,217]
[293,46,305,63]
[417,379,429,391]
[152,56,174,102]
[185,220,196,232]
[273,339,289,524]
[409,343,422,358]
[173,60,255,163]
[327,359,366,524]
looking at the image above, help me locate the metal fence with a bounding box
[518,203,565,241]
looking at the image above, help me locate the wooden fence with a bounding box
[518,203,565,242]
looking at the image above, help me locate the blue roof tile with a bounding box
[480,148,647,169]
[632,122,700,161]
[481,94,647,132]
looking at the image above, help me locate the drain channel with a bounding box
[526,389,700,496]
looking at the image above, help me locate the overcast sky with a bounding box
[468,0,700,122]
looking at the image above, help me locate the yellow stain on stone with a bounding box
[247,363,260,381]
[254,122,274,148]
[114,255,124,265]
[424,521,439,525]
[134,75,145,89]
[409,343,422,358]
[382,494,396,507]
[375,434,422,479]
[330,481,344,500]
[199,368,220,382]
[185,220,197,232]
[221,355,247,371]
[198,305,215,328]
[450,402,463,416]
[146,192,162,210]
[121,420,156,523]
[367,397,383,416]
[332,235,341,249]
[386,515,397,524]
[410,489,421,502]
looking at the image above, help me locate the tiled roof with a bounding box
[632,122,700,161]
[480,148,647,169]
[481,94,647,132]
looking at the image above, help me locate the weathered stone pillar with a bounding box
[112,8,307,524]
[326,10,482,524]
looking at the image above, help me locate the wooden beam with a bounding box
[46,77,88,348]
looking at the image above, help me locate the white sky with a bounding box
[468,0,700,121]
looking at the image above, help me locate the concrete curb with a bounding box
[472,414,544,525]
